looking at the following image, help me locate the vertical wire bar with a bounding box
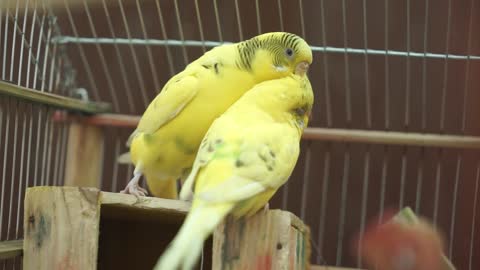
[47,40,57,94]
[433,0,452,227]
[32,107,43,187]
[25,3,38,89]
[100,0,135,113]
[32,12,45,89]
[111,134,121,192]
[2,3,10,80]
[194,0,207,53]
[450,0,474,259]
[0,99,11,240]
[276,0,284,31]
[17,0,30,85]
[155,0,176,77]
[173,0,189,65]
[58,122,69,186]
[79,0,120,111]
[6,100,19,241]
[399,0,412,209]
[469,159,480,270]
[212,0,223,42]
[135,0,162,89]
[117,0,151,107]
[298,0,305,39]
[416,0,430,213]
[45,112,55,186]
[317,144,330,264]
[15,103,27,239]
[254,0,262,34]
[233,0,243,41]
[24,109,34,187]
[357,1,372,266]
[40,109,51,186]
[336,150,350,266]
[0,3,3,79]
[300,143,312,220]
[9,0,20,83]
[52,122,62,186]
[379,0,390,222]
[337,0,352,265]
[358,147,370,268]
[317,0,332,263]
[39,13,52,92]
[62,0,100,101]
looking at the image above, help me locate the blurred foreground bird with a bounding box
[353,208,450,270]
[154,66,314,270]
[118,32,313,199]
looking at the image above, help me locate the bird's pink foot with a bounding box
[120,182,148,196]
[121,170,148,196]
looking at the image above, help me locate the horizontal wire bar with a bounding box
[0,80,111,113]
[50,36,480,60]
[52,113,480,149]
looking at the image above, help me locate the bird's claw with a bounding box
[120,182,148,196]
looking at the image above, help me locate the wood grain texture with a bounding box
[64,122,104,188]
[213,209,310,270]
[0,240,23,260]
[23,187,101,270]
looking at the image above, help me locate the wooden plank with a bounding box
[54,113,480,150]
[0,240,23,260]
[0,80,111,114]
[64,122,104,188]
[23,187,101,270]
[213,209,310,270]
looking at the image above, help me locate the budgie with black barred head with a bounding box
[118,32,313,199]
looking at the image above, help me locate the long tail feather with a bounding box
[154,204,233,270]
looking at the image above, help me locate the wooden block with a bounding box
[23,186,204,270]
[64,122,104,188]
[0,240,23,260]
[213,209,310,270]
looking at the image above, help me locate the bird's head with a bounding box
[239,32,313,81]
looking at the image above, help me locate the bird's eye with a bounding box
[285,48,294,57]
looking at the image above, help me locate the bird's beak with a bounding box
[294,61,310,76]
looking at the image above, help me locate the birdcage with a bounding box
[1,0,479,269]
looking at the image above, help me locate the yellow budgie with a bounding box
[119,32,313,199]
[154,65,314,270]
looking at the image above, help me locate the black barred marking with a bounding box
[236,33,304,71]
[214,63,219,74]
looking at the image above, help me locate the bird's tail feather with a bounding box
[154,204,233,270]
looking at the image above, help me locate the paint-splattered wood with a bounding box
[23,187,101,270]
[213,209,311,270]
[64,122,104,188]
[22,187,205,270]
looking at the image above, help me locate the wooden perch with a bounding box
[392,207,457,270]
[0,240,23,260]
[52,113,480,150]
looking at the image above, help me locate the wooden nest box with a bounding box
[23,187,311,270]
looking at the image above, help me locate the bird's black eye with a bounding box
[285,48,294,57]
